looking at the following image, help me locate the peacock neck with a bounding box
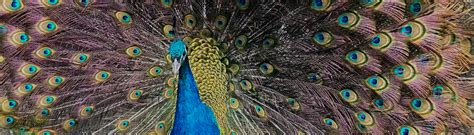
[171,57,220,134]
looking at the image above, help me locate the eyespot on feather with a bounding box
[72,53,90,65]
[116,119,131,132]
[35,19,59,34]
[1,99,18,113]
[62,119,77,131]
[323,118,338,129]
[37,95,57,108]
[229,98,239,109]
[115,11,132,25]
[128,89,143,102]
[365,75,388,92]
[312,31,333,47]
[94,71,111,83]
[310,0,331,12]
[16,83,36,96]
[126,46,142,58]
[20,63,41,78]
[47,76,65,88]
[1,0,25,13]
[8,29,29,47]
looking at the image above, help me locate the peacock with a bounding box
[0,0,473,134]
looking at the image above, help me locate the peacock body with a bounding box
[0,0,473,134]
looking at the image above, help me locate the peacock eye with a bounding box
[365,75,388,92]
[163,25,175,39]
[392,64,416,81]
[116,119,131,131]
[239,79,254,91]
[125,46,142,58]
[339,89,358,104]
[38,129,56,135]
[311,0,331,11]
[323,118,338,129]
[397,125,419,135]
[35,108,51,120]
[35,47,56,59]
[20,64,41,78]
[0,25,7,35]
[234,35,248,49]
[359,0,381,8]
[1,99,18,113]
[38,95,57,108]
[235,0,250,10]
[16,83,37,96]
[410,98,433,115]
[155,121,166,134]
[167,76,177,88]
[163,87,174,99]
[62,119,77,131]
[337,12,360,29]
[345,50,368,66]
[160,0,173,8]
[312,31,333,47]
[214,15,228,30]
[79,105,94,118]
[148,66,163,77]
[431,85,444,97]
[72,53,90,65]
[356,123,367,132]
[286,98,301,111]
[229,98,240,109]
[184,14,197,29]
[258,63,275,75]
[9,30,30,46]
[408,2,422,15]
[115,11,132,25]
[2,0,24,12]
[36,19,58,34]
[128,89,143,101]
[94,71,111,83]
[48,76,65,88]
[370,32,392,50]
[307,73,323,84]
[75,0,93,7]
[254,105,266,118]
[355,111,374,126]
[261,37,277,49]
[40,0,61,8]
[0,115,16,127]
[372,98,393,111]
[400,21,425,41]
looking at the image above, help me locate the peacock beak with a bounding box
[172,58,181,75]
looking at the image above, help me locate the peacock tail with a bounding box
[0,0,472,134]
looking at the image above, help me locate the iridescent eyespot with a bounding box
[155,121,166,134]
[400,21,425,41]
[323,118,338,129]
[240,79,253,91]
[40,0,61,8]
[0,115,16,127]
[370,32,392,50]
[356,123,368,132]
[365,75,388,92]
[254,105,266,118]
[72,53,90,65]
[35,47,56,59]
[20,64,41,78]
[115,11,132,25]
[125,46,142,58]
[311,0,331,11]
[148,66,163,77]
[128,89,143,101]
[312,32,333,46]
[410,98,433,115]
[75,0,93,7]
[372,98,392,111]
[229,98,239,109]
[38,95,57,108]
[9,30,29,46]
[0,25,7,35]
[1,0,24,12]
[408,1,422,15]
[338,89,358,104]
[167,76,177,88]
[397,125,419,135]
[163,25,175,39]
[116,119,130,131]
[36,19,58,34]
[163,87,174,99]
[356,111,374,126]
[392,64,416,81]
[258,63,274,75]
[36,108,51,120]
[307,73,323,84]
[359,0,381,8]
[160,0,172,8]
[286,98,301,111]
[345,50,368,66]
[94,71,111,83]
[79,105,93,118]
[47,76,65,88]
[235,0,250,10]
[214,15,228,30]
[234,35,248,49]
[184,14,196,29]
[229,64,240,76]
[62,119,77,131]
[337,12,360,29]
[432,85,444,97]
[16,83,36,96]
[38,129,57,135]
[1,99,18,113]
[262,37,277,49]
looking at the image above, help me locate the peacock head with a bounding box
[169,39,187,75]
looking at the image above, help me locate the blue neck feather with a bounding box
[171,57,220,135]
